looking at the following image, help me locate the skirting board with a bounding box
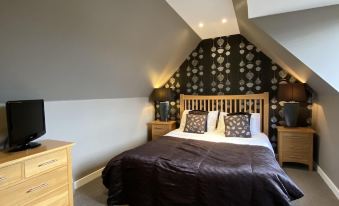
[317,165,339,199]
[74,167,105,190]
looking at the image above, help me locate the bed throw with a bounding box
[102,136,303,206]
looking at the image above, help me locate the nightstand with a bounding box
[150,120,176,140]
[277,126,316,171]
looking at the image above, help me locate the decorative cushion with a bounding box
[189,110,208,132]
[224,114,251,137]
[184,114,207,134]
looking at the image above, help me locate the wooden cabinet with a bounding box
[0,140,74,206]
[150,120,176,140]
[277,126,315,171]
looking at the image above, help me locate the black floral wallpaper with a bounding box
[156,34,312,151]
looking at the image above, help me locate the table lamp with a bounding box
[278,83,307,127]
[151,88,175,121]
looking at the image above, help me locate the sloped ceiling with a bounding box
[232,0,337,95]
[251,5,339,93]
[247,0,339,18]
[166,0,239,39]
[0,0,200,102]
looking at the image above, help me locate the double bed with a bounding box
[102,93,303,206]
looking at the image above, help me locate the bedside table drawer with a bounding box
[152,125,169,135]
[284,152,309,163]
[282,132,310,139]
[282,135,311,150]
[150,121,176,141]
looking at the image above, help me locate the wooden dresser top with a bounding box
[0,140,74,166]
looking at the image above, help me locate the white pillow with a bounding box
[216,112,227,133]
[216,112,261,135]
[250,113,261,135]
[179,110,219,132]
[206,111,219,132]
[179,110,190,131]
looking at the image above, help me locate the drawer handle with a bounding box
[0,176,6,182]
[26,183,48,193]
[38,159,58,167]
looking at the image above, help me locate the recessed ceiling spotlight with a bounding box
[222,18,228,23]
[198,22,204,28]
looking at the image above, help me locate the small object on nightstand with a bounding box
[150,120,176,140]
[150,88,176,121]
[277,126,315,171]
[277,83,307,127]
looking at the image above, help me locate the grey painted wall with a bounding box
[0,0,200,180]
[233,0,339,190]
[252,5,339,93]
[0,98,154,180]
[313,95,339,188]
[232,0,335,95]
[0,0,200,101]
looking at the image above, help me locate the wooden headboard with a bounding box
[179,92,270,135]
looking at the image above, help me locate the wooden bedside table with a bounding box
[150,120,176,140]
[277,126,316,171]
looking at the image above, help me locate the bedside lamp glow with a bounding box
[278,83,307,127]
[151,88,175,121]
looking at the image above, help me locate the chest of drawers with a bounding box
[0,140,74,206]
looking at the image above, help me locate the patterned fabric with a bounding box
[184,114,207,134]
[188,110,208,132]
[224,114,251,138]
[228,112,251,122]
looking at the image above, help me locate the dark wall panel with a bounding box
[158,34,312,151]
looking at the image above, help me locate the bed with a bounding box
[102,93,303,206]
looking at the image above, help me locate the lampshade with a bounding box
[278,83,307,102]
[151,88,175,102]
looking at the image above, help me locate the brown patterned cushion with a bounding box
[188,110,208,132]
[224,114,251,137]
[184,114,207,134]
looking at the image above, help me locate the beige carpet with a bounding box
[74,165,339,206]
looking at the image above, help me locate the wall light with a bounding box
[222,18,228,23]
[198,22,204,28]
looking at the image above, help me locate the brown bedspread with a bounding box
[102,136,303,206]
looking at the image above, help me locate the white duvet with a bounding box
[166,129,274,153]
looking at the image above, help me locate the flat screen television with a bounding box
[6,99,46,152]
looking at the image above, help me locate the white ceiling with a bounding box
[166,0,240,39]
[247,0,339,18]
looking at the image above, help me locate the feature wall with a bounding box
[158,34,312,151]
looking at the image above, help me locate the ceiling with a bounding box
[166,0,239,39]
[247,0,339,18]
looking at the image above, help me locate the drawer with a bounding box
[0,166,68,206]
[152,125,168,135]
[284,152,309,164]
[26,185,69,206]
[282,132,311,140]
[0,163,23,188]
[25,149,67,177]
[283,136,311,148]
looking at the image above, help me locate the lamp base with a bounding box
[284,102,300,127]
[159,101,169,121]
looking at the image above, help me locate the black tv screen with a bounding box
[6,99,46,150]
